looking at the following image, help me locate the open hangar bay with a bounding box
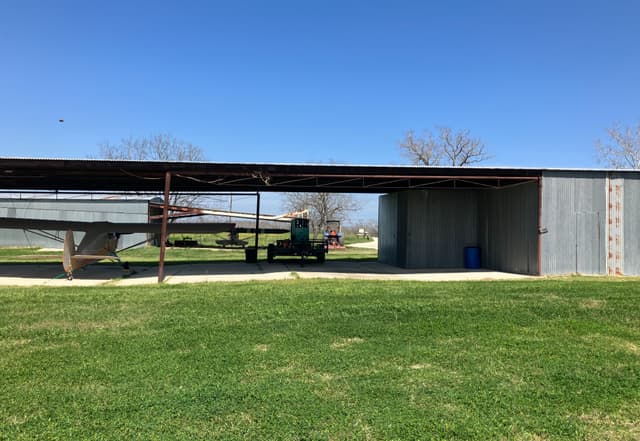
[1,157,639,278]
[380,170,640,276]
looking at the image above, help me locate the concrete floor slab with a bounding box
[0,260,535,286]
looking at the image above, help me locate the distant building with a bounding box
[0,198,159,249]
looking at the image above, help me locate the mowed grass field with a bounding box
[1,279,640,440]
[0,234,377,267]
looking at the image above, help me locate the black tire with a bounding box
[316,252,326,263]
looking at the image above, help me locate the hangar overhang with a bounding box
[0,157,542,193]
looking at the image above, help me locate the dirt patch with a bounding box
[578,406,640,441]
[0,338,31,348]
[19,316,148,332]
[409,363,432,370]
[619,340,640,355]
[6,415,29,426]
[582,334,640,356]
[580,299,606,309]
[331,337,365,349]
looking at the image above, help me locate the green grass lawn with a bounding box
[2,279,639,440]
[117,244,376,264]
[170,232,290,248]
[341,234,374,245]
[0,243,377,265]
[0,247,63,262]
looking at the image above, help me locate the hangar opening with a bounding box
[2,158,640,281]
[379,181,539,275]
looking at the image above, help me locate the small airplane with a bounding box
[0,216,286,279]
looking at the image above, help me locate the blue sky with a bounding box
[1,1,639,221]
[1,0,639,167]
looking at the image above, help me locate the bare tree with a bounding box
[99,133,205,162]
[399,126,490,166]
[283,192,361,237]
[98,133,207,207]
[399,129,443,166]
[596,122,640,169]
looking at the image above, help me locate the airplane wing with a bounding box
[101,222,236,234]
[0,217,105,232]
[234,227,289,234]
[0,217,235,234]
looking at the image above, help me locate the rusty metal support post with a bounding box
[158,172,172,282]
[254,192,261,253]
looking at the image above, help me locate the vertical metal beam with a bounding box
[158,172,172,282]
[537,177,542,276]
[254,192,261,252]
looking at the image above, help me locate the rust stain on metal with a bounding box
[607,178,624,276]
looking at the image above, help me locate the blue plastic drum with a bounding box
[464,246,481,269]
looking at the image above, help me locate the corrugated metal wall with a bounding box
[540,172,607,275]
[478,182,538,275]
[378,193,399,266]
[378,188,536,272]
[378,171,640,275]
[0,199,151,249]
[403,190,478,268]
[623,176,640,275]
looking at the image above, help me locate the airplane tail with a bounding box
[63,229,75,275]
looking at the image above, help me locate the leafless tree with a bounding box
[399,129,443,166]
[99,133,205,162]
[283,192,361,237]
[98,133,208,208]
[596,122,640,169]
[399,126,490,166]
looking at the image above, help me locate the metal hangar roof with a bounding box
[0,157,550,194]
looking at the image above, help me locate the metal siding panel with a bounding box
[541,172,606,275]
[576,212,603,274]
[541,175,575,274]
[624,177,640,275]
[377,194,398,265]
[404,190,478,269]
[0,199,150,249]
[396,192,409,267]
[477,183,538,274]
[501,183,538,274]
[477,192,489,269]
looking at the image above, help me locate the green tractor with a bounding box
[267,218,327,263]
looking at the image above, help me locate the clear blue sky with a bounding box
[1,0,639,169]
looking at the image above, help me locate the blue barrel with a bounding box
[464,246,481,269]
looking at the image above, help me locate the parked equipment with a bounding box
[323,220,345,249]
[173,237,199,247]
[267,218,327,263]
[215,230,248,248]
